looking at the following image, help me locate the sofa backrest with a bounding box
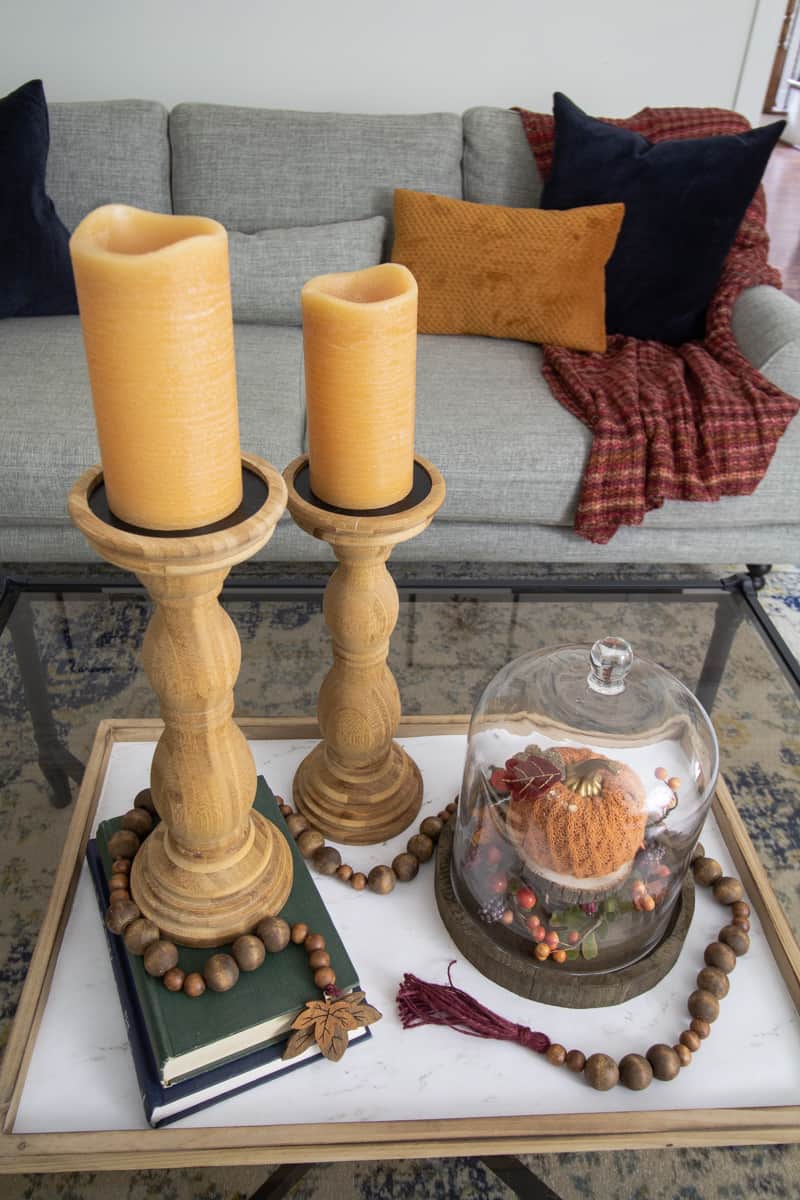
[169,105,464,236]
[46,100,171,232]
[462,107,542,208]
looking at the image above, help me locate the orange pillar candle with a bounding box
[69,205,242,530]
[302,262,417,509]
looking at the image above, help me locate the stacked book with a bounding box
[88,779,370,1126]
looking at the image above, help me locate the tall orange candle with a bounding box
[302,262,417,509]
[69,205,242,530]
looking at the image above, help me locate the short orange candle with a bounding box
[302,263,417,509]
[69,205,242,530]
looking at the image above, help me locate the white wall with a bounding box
[1,0,786,124]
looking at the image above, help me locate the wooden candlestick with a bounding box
[68,453,293,947]
[284,455,445,844]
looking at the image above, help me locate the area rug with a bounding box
[0,562,798,1200]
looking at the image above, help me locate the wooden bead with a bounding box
[719,924,750,956]
[203,952,240,992]
[690,1018,711,1040]
[696,965,730,999]
[565,1050,585,1073]
[584,1053,619,1091]
[545,1043,566,1066]
[104,900,140,935]
[351,872,367,891]
[304,933,325,955]
[297,829,325,859]
[646,1043,681,1081]
[109,873,130,893]
[437,810,449,822]
[713,876,744,905]
[407,834,434,863]
[420,817,443,840]
[123,917,160,955]
[255,916,290,953]
[688,989,720,1023]
[163,967,185,993]
[446,801,457,814]
[731,900,750,920]
[286,814,309,838]
[122,808,153,838]
[313,846,342,876]
[392,852,419,882]
[619,1053,653,1091]
[133,787,157,814]
[313,966,336,990]
[290,922,309,945]
[308,949,331,970]
[109,889,131,905]
[336,864,354,882]
[704,941,737,973]
[111,858,131,876]
[183,971,206,998]
[143,940,179,978]
[674,1043,692,1067]
[279,804,293,818]
[368,865,396,894]
[692,857,722,886]
[232,934,266,972]
[107,829,140,861]
[733,917,750,932]
[680,1029,701,1052]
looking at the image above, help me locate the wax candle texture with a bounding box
[302,262,417,509]
[69,205,242,530]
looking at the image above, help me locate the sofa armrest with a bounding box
[731,284,800,395]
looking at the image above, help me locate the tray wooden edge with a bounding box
[1,715,798,1173]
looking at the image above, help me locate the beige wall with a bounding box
[0,0,786,124]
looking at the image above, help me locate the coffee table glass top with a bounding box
[1,571,798,1047]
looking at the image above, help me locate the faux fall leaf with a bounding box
[282,989,383,1063]
[500,752,563,801]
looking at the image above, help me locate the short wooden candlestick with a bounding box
[284,455,446,844]
[68,454,293,947]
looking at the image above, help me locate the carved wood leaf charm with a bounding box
[282,990,383,1062]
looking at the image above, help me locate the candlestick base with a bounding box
[284,455,446,845]
[69,453,293,946]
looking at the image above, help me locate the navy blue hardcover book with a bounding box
[87,841,370,1127]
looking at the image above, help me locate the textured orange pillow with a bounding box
[390,189,624,352]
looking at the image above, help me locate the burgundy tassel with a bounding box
[397,962,550,1054]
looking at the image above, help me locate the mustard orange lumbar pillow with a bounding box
[390,189,624,353]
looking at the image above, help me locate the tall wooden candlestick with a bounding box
[284,455,445,844]
[68,454,293,947]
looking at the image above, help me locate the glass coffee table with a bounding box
[0,565,798,1200]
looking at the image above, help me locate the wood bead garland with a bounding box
[397,850,753,1094]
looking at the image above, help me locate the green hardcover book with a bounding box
[96,777,359,1087]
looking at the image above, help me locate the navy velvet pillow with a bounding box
[540,93,784,345]
[0,79,77,317]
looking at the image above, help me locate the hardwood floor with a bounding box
[762,142,800,301]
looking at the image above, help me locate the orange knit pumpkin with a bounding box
[506,747,646,880]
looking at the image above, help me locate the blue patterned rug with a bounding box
[0,563,798,1200]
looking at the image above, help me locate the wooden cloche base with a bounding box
[435,819,695,1009]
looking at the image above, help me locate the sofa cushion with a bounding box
[391,189,622,351]
[0,318,306,527]
[0,80,77,318]
[541,92,785,344]
[229,216,387,325]
[170,105,463,234]
[462,106,542,208]
[47,100,170,232]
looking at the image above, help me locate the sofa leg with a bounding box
[745,564,772,591]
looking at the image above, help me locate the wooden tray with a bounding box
[1,715,799,1173]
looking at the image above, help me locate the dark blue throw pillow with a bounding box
[540,92,784,345]
[0,78,77,317]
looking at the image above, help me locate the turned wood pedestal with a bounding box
[67,454,293,947]
[284,455,445,844]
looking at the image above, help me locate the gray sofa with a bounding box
[3,100,800,564]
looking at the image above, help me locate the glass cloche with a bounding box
[451,637,719,979]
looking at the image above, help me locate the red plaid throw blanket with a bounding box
[516,105,800,544]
